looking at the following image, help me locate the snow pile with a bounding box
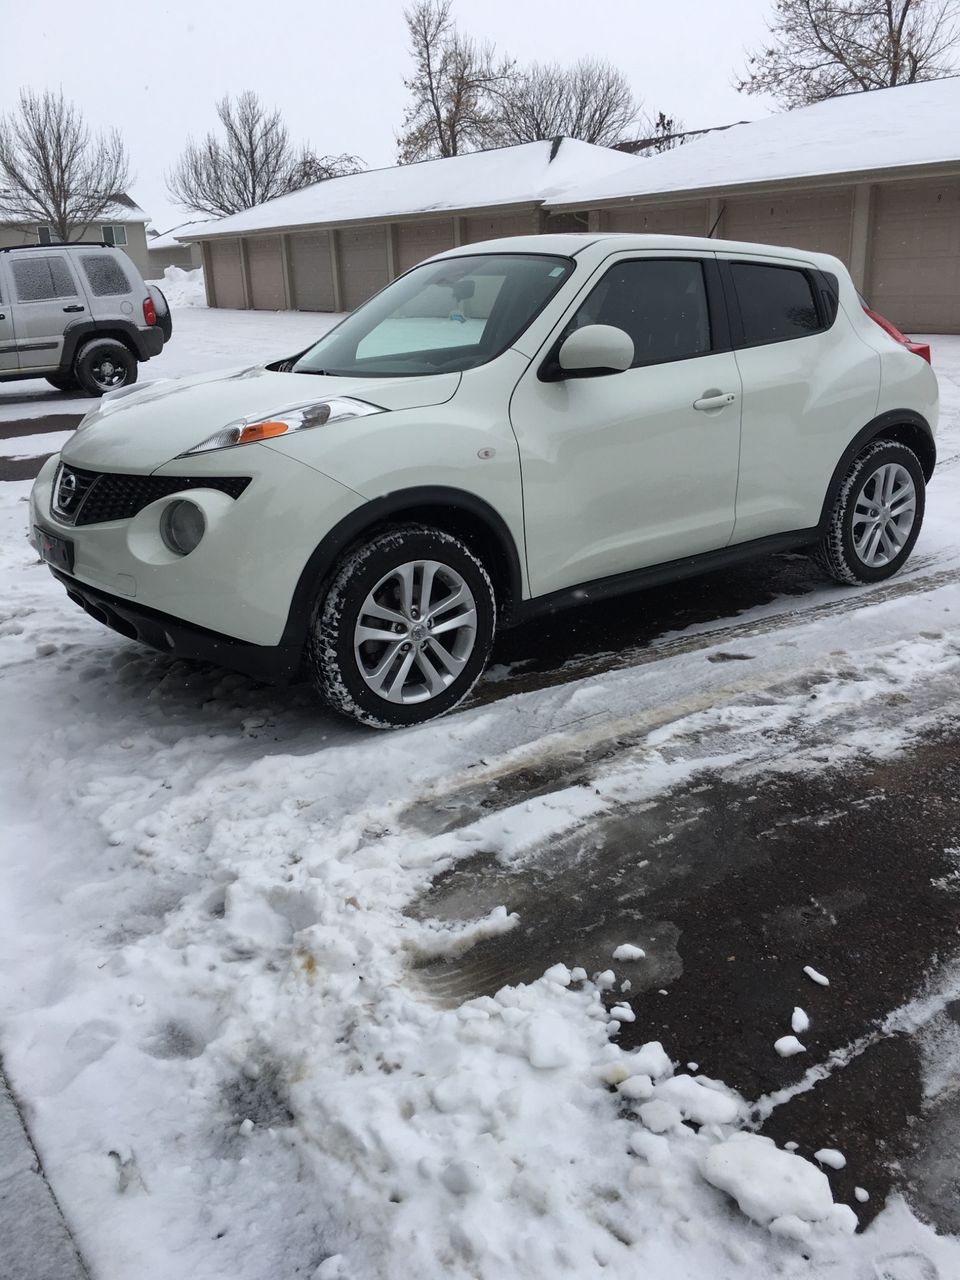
[147,266,206,309]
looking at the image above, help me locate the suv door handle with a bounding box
[62,304,85,313]
[693,392,737,411]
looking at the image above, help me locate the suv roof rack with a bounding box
[0,242,118,253]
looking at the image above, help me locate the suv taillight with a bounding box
[143,296,157,326]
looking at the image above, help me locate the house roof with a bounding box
[547,76,960,209]
[179,138,642,240]
[148,220,213,251]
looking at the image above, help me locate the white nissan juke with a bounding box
[30,233,938,727]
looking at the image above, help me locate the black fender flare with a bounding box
[60,319,160,371]
[279,485,526,651]
[817,409,936,531]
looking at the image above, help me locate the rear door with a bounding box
[8,252,87,372]
[0,261,16,373]
[717,255,880,542]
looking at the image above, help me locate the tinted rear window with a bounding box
[11,256,77,301]
[82,254,131,296]
[730,263,821,345]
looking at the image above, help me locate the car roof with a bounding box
[0,242,123,254]
[436,231,841,271]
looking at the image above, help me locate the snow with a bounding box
[702,1134,838,1229]
[612,943,646,961]
[792,1007,810,1034]
[855,1187,871,1203]
[146,266,206,309]
[815,1149,848,1171]
[775,1036,807,1058]
[2,430,74,459]
[181,138,639,240]
[3,312,960,1278]
[548,76,960,207]
[804,966,831,987]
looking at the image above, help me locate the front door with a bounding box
[509,254,743,598]
[7,252,86,372]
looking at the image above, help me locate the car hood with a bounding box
[61,366,461,472]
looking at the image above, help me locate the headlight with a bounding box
[179,398,383,456]
[159,499,206,555]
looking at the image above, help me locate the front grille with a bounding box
[52,464,250,526]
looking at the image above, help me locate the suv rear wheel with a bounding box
[816,439,925,584]
[309,525,496,728]
[74,338,138,396]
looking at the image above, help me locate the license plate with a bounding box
[35,526,74,573]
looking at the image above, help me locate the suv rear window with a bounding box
[81,254,131,297]
[730,262,821,345]
[11,256,78,302]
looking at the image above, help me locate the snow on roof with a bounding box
[180,138,642,239]
[147,220,213,251]
[548,76,960,208]
[100,194,150,224]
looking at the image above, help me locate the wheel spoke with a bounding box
[396,563,415,616]
[363,600,408,628]
[426,639,466,677]
[428,585,467,621]
[414,649,447,695]
[385,650,416,700]
[356,624,403,646]
[365,639,405,683]
[863,522,885,564]
[854,521,877,556]
[416,561,438,618]
[430,607,476,637]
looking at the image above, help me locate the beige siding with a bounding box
[544,212,588,234]
[396,219,455,274]
[603,203,708,236]
[247,235,286,310]
[339,226,389,310]
[210,239,245,309]
[462,212,536,243]
[721,190,854,262]
[868,178,960,332]
[289,231,336,310]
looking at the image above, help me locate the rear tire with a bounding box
[308,524,496,728]
[815,439,925,585]
[74,339,138,396]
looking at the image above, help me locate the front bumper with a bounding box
[51,570,301,683]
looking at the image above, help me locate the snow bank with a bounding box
[146,266,206,309]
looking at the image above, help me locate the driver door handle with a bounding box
[693,392,737,411]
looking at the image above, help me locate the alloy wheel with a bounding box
[353,559,478,704]
[851,462,917,568]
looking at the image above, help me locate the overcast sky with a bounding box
[0,0,778,233]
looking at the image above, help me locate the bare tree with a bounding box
[494,58,641,147]
[738,0,960,107]
[0,89,130,241]
[398,0,514,162]
[168,91,362,217]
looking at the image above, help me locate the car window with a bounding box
[729,262,821,345]
[11,255,78,302]
[81,254,132,297]
[565,258,711,367]
[294,253,573,377]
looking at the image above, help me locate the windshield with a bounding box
[292,253,573,377]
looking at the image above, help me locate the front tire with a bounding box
[309,525,496,728]
[816,439,925,585]
[74,339,138,396]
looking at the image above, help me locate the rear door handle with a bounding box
[62,304,85,313]
[693,392,737,411]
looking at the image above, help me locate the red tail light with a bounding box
[862,304,931,363]
[143,296,157,326]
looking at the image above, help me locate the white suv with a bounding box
[29,233,938,727]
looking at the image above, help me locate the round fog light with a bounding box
[160,499,206,556]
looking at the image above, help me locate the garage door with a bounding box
[869,179,960,333]
[209,239,245,309]
[396,219,455,274]
[605,203,707,235]
[289,231,336,311]
[462,213,535,243]
[246,236,285,310]
[340,227,389,311]
[722,190,853,262]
